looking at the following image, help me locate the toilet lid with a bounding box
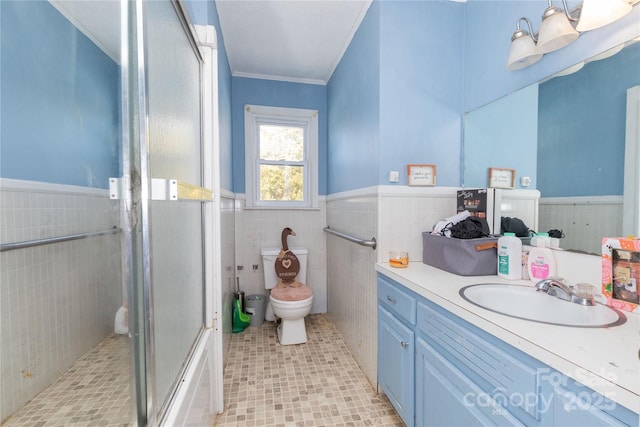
[271,283,313,301]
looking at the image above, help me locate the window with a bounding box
[245,105,318,209]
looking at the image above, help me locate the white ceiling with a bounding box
[49,0,121,63]
[215,0,372,85]
[49,0,372,85]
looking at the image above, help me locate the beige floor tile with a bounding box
[214,314,403,427]
[3,315,402,427]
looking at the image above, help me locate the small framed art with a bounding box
[488,167,515,189]
[407,164,436,186]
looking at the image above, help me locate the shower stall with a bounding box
[1,0,222,425]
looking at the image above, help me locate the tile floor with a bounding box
[2,334,131,427]
[3,315,401,427]
[214,314,403,427]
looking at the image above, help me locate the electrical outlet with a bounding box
[389,171,399,183]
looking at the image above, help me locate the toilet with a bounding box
[261,247,313,345]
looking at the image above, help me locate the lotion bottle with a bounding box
[527,233,557,282]
[497,232,522,280]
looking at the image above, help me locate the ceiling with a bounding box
[215,0,372,85]
[49,1,121,63]
[49,0,372,84]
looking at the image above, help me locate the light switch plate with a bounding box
[389,171,399,183]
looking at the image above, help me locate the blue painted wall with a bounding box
[327,0,464,192]
[1,1,120,188]
[538,42,640,197]
[464,83,538,189]
[327,2,381,194]
[231,78,328,195]
[186,0,234,192]
[378,0,464,188]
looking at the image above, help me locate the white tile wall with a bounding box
[326,190,379,386]
[539,196,622,255]
[378,186,459,264]
[498,189,540,232]
[220,193,236,357]
[0,179,122,422]
[233,195,327,314]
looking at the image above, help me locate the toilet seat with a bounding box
[270,283,313,302]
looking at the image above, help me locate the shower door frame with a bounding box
[121,0,218,424]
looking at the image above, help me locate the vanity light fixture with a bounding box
[553,61,584,77]
[537,0,579,54]
[506,17,543,71]
[589,43,625,61]
[507,0,637,71]
[576,0,633,32]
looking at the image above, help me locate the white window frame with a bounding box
[244,104,318,209]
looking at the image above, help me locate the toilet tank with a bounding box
[261,247,308,289]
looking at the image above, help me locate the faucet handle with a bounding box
[574,283,596,300]
[534,276,565,291]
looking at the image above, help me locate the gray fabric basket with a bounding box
[422,233,498,276]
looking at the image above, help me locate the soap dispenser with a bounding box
[527,233,557,282]
[497,232,522,280]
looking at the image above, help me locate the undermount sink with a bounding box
[459,283,626,328]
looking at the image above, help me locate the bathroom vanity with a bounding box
[375,263,639,427]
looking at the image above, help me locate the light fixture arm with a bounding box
[513,17,538,43]
[545,0,579,23]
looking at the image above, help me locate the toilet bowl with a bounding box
[270,290,313,345]
[261,247,313,345]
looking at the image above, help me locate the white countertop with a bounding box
[375,262,640,414]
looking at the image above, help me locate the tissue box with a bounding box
[422,233,498,276]
[602,237,640,313]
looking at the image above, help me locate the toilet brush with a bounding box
[234,277,245,313]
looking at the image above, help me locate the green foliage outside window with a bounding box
[259,125,305,201]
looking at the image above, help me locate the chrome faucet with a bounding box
[535,278,596,306]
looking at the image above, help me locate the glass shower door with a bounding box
[122,0,209,424]
[144,0,206,419]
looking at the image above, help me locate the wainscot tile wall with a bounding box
[220,192,237,354]
[539,196,622,256]
[326,189,379,387]
[0,179,122,422]
[233,195,328,314]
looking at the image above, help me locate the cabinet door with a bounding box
[552,385,631,426]
[378,306,414,427]
[416,337,525,427]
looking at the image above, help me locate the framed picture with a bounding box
[488,167,515,189]
[407,164,436,186]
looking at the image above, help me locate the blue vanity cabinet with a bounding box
[378,276,416,427]
[551,381,636,426]
[415,336,525,426]
[416,299,546,427]
[376,272,639,427]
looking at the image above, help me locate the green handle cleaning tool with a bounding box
[232,298,250,333]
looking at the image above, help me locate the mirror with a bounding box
[463,39,640,255]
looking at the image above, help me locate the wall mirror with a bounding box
[463,38,640,255]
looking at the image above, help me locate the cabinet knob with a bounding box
[386,295,396,304]
[401,341,409,348]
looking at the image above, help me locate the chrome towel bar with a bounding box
[1,227,121,252]
[323,226,376,250]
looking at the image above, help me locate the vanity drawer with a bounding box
[416,301,542,421]
[378,275,416,325]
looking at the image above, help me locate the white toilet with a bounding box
[261,247,313,345]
